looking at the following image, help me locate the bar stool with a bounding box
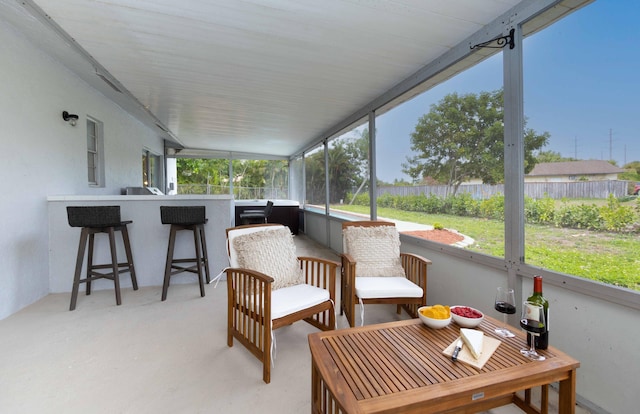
[66,206,138,311]
[160,206,211,300]
[239,200,274,225]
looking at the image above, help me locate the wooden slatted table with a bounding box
[309,316,579,414]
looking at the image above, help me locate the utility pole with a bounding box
[609,128,613,161]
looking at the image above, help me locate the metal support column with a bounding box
[503,24,525,318]
[368,111,377,220]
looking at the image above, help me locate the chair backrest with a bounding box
[67,206,121,228]
[226,223,304,290]
[342,220,404,277]
[342,221,395,255]
[226,224,285,268]
[263,200,274,217]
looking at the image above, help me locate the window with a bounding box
[176,158,231,194]
[522,1,640,291]
[173,157,287,197]
[328,122,370,218]
[142,149,162,188]
[374,53,506,259]
[232,159,288,200]
[86,117,104,187]
[305,145,326,208]
[290,156,304,206]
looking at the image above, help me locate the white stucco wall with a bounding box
[0,23,165,319]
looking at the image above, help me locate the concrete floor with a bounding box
[0,234,590,414]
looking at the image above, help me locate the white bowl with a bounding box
[418,306,451,329]
[450,305,484,328]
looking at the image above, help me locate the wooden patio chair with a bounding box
[225,224,338,383]
[340,220,431,327]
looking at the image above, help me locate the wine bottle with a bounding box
[526,276,549,350]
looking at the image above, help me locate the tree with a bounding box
[534,150,576,163]
[402,89,549,194]
[305,129,369,204]
[177,158,229,185]
[176,158,288,197]
[623,161,640,175]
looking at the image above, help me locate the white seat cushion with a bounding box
[355,277,423,299]
[271,284,330,320]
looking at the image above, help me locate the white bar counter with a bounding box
[47,195,233,294]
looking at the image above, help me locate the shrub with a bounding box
[370,190,639,233]
[377,193,398,208]
[450,193,480,217]
[419,193,444,214]
[479,194,504,220]
[525,195,555,224]
[555,203,601,230]
[599,194,636,231]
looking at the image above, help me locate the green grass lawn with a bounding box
[331,204,640,291]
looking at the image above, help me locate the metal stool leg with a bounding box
[162,225,177,301]
[70,228,89,311]
[198,224,211,284]
[108,227,122,306]
[120,224,138,290]
[193,226,205,297]
[86,232,95,295]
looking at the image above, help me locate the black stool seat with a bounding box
[66,206,138,311]
[160,206,211,300]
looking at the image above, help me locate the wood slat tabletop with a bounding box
[309,316,580,414]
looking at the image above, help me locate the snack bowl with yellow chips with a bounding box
[418,304,451,329]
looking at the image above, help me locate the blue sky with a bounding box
[371,0,640,183]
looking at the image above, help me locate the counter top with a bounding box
[234,199,299,206]
[48,194,233,202]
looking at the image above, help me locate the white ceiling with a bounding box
[4,0,562,158]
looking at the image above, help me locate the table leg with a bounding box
[541,384,549,414]
[558,369,577,414]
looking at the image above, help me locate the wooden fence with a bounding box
[378,180,630,200]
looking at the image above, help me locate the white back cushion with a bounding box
[231,226,304,290]
[227,225,285,268]
[343,225,405,277]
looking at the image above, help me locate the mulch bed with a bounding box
[401,229,464,245]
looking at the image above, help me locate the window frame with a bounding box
[86,116,105,187]
[142,148,163,189]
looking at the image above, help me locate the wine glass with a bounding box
[494,287,516,337]
[519,301,546,361]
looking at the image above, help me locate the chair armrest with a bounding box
[340,253,356,280]
[225,267,275,284]
[298,256,338,301]
[339,252,355,282]
[400,252,432,265]
[225,267,274,321]
[400,253,431,288]
[340,252,355,265]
